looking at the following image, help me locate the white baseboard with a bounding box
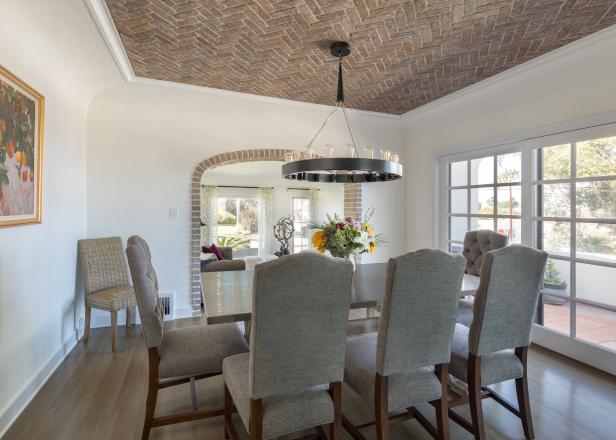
[532,324,616,376]
[0,305,209,437]
[0,331,79,438]
[90,306,194,329]
[173,307,194,320]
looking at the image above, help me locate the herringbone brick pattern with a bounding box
[106,0,616,114]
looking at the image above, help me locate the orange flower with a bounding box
[21,169,28,182]
[311,230,326,253]
[22,152,28,167]
[15,151,22,164]
[29,168,34,181]
[6,139,15,158]
[369,242,376,254]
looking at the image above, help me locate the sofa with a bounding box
[201,246,246,273]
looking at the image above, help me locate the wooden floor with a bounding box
[5,317,616,440]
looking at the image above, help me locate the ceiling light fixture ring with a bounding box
[282,41,403,183]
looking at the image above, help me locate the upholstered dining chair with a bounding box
[342,249,465,440]
[222,253,354,440]
[125,235,249,440]
[457,230,509,326]
[78,236,137,352]
[447,245,547,440]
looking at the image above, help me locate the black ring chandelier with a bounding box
[282,41,403,183]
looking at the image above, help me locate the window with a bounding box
[292,197,311,253]
[216,197,259,255]
[535,137,616,350]
[440,131,616,356]
[447,152,522,254]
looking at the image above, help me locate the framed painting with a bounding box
[0,65,44,227]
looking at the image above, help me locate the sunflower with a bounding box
[311,230,327,253]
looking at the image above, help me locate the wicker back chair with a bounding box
[78,236,136,352]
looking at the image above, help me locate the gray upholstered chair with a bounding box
[222,253,354,440]
[125,235,248,440]
[342,249,465,440]
[457,230,509,326]
[78,236,137,352]
[448,245,547,440]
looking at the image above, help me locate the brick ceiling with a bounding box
[106,0,616,115]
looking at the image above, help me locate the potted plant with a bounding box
[543,259,567,305]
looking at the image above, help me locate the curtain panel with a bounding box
[201,185,218,245]
[258,187,274,256]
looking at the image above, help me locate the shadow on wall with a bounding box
[61,253,83,352]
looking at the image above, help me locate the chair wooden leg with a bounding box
[143,348,159,440]
[83,306,91,343]
[126,306,132,327]
[329,382,342,440]
[468,354,486,440]
[224,384,233,439]
[111,311,118,352]
[515,347,534,439]
[375,374,389,440]
[250,398,263,440]
[435,364,450,440]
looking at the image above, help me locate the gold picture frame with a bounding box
[0,65,44,227]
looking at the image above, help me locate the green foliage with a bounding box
[544,260,565,286]
[217,235,249,250]
[312,210,384,258]
[239,208,258,233]
[218,210,236,225]
[576,138,616,178]
[0,79,36,188]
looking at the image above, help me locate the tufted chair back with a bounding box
[462,230,509,276]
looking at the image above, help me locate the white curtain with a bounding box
[309,189,319,223]
[201,185,218,245]
[258,187,274,256]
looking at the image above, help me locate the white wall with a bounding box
[86,83,405,318]
[0,0,121,435]
[402,26,616,251]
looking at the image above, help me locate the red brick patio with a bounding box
[544,301,616,351]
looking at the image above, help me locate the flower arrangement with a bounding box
[311,209,384,258]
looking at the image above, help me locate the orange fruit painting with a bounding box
[0,73,38,220]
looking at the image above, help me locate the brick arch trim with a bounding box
[190,148,363,317]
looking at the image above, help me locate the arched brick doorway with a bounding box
[190,149,363,316]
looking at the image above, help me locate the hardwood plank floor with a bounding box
[4,317,616,440]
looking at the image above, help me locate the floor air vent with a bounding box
[159,292,175,321]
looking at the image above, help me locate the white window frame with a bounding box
[292,196,311,253]
[435,121,616,375]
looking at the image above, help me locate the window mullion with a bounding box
[570,142,576,339]
[467,160,471,235]
[493,155,498,231]
[521,149,533,245]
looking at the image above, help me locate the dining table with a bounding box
[201,262,480,325]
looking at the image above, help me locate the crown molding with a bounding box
[130,77,401,119]
[84,0,400,120]
[85,0,134,82]
[401,23,616,120]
